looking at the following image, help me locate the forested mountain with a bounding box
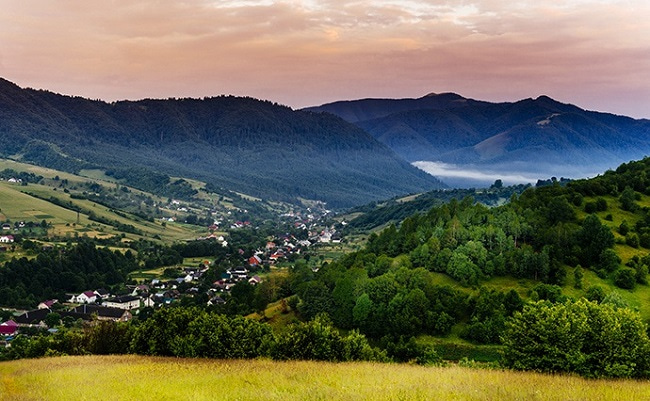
[307,94,650,183]
[0,78,443,208]
[287,157,650,370]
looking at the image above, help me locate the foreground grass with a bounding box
[1,355,649,400]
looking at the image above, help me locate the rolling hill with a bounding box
[307,94,650,186]
[0,78,443,208]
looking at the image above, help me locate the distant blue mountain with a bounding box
[307,94,650,185]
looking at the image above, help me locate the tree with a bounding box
[620,186,638,212]
[271,315,385,362]
[573,265,584,289]
[586,285,605,303]
[446,251,480,286]
[352,293,374,335]
[502,300,650,378]
[579,215,614,267]
[44,312,61,328]
[614,268,636,290]
[598,249,621,273]
[297,281,333,320]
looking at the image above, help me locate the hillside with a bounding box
[0,158,320,263]
[307,94,650,186]
[0,355,647,400]
[0,78,443,208]
[282,157,650,364]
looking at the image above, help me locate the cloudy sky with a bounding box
[1,1,648,117]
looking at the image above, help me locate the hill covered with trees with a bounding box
[0,78,443,208]
[280,157,650,376]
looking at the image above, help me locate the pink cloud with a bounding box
[0,0,647,117]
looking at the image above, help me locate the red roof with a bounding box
[0,321,17,335]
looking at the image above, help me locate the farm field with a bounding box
[1,355,649,401]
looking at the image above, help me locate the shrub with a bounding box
[502,300,650,378]
[614,268,637,289]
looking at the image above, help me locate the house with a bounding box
[1,224,10,231]
[229,267,248,280]
[153,291,178,306]
[0,320,18,336]
[15,309,51,326]
[38,299,58,310]
[248,276,262,285]
[67,305,132,322]
[71,291,98,304]
[102,295,141,310]
[0,235,14,243]
[248,255,262,267]
[141,296,155,308]
[207,295,226,306]
[95,288,111,299]
[131,284,150,296]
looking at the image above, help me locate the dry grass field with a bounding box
[1,355,649,401]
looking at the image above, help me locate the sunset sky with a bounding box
[1,1,649,118]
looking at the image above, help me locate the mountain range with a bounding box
[306,93,650,187]
[0,78,442,208]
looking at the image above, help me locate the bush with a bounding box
[271,315,386,362]
[626,233,640,248]
[502,300,650,378]
[614,268,637,290]
[383,336,441,365]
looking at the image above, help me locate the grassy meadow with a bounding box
[1,355,649,400]
[0,159,206,243]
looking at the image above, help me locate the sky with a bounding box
[1,1,649,118]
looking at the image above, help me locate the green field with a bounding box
[0,163,202,243]
[1,355,649,400]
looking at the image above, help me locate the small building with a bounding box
[0,320,18,336]
[207,295,226,306]
[70,291,98,304]
[15,309,51,327]
[102,295,141,310]
[38,299,58,310]
[0,235,14,243]
[67,305,132,322]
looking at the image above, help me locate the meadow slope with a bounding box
[1,355,649,400]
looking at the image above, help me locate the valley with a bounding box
[3,81,650,391]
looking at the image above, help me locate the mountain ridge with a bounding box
[0,78,444,208]
[306,93,650,185]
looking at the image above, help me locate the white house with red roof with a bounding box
[70,291,98,304]
[0,235,14,243]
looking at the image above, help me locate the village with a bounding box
[0,216,345,341]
